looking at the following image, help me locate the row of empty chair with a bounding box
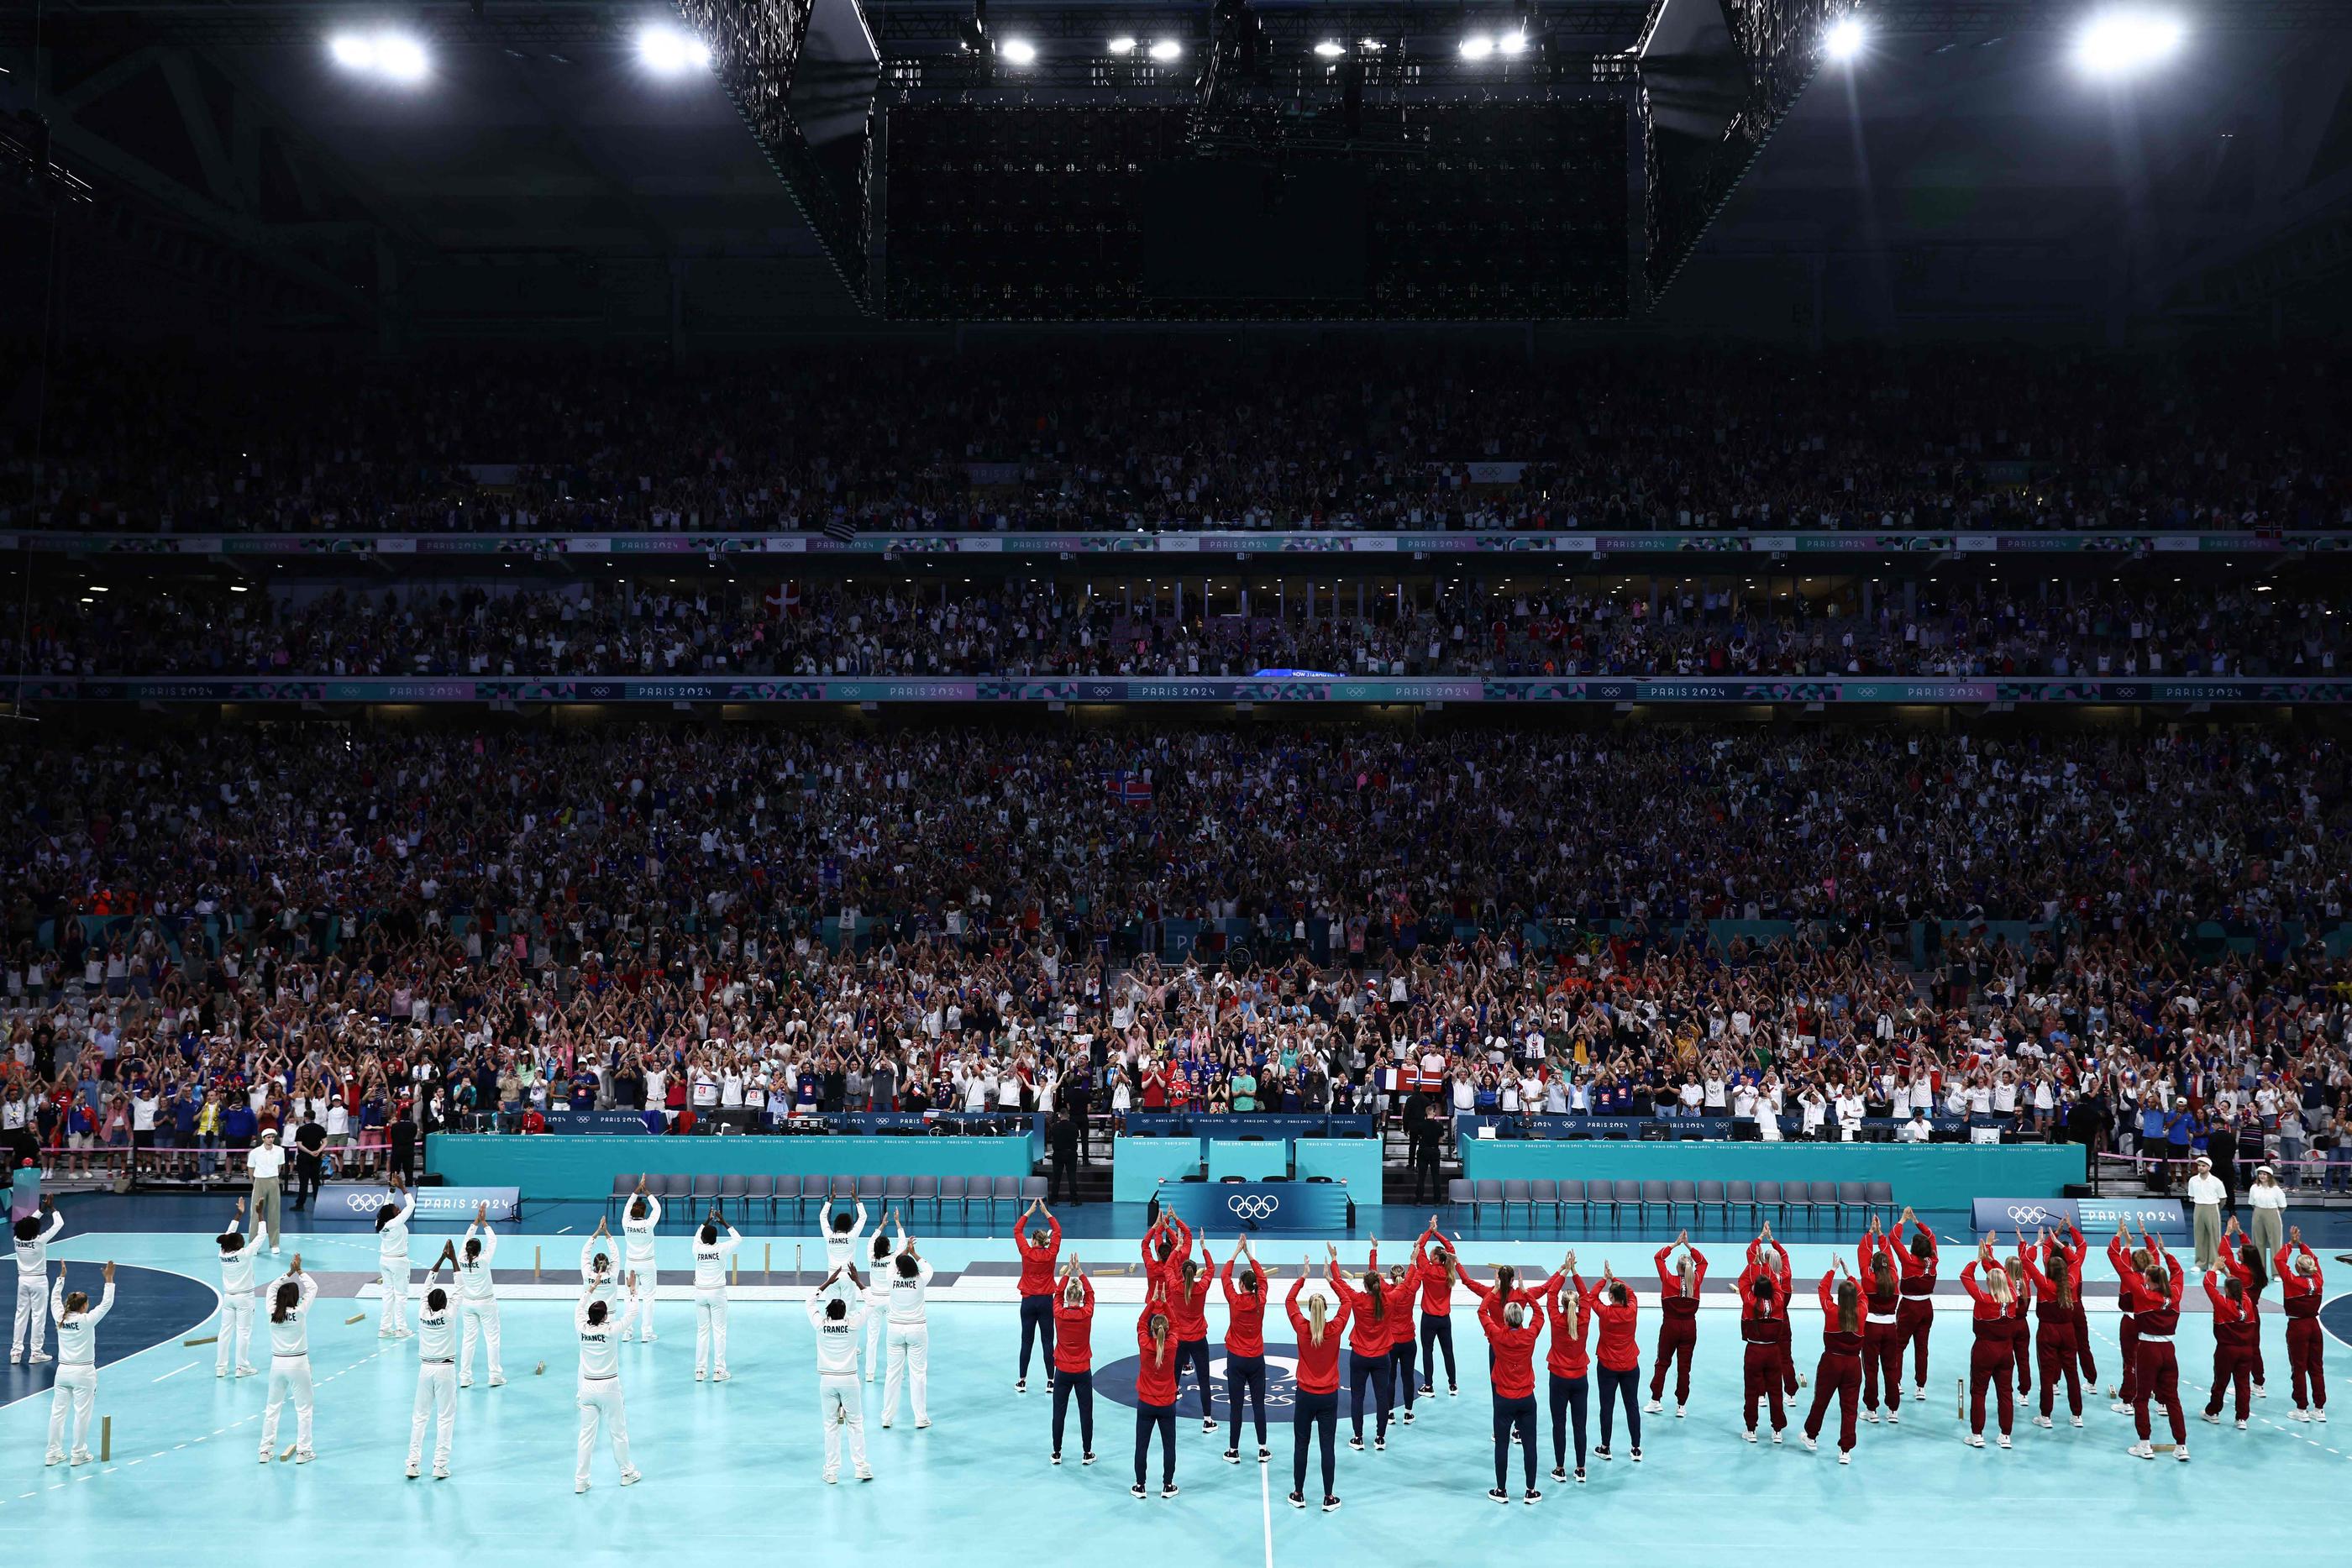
[1448,1177,1896,1229]
[604,1172,1047,1226]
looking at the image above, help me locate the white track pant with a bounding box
[695,1287,728,1377]
[884,1323,929,1426]
[260,1356,315,1456]
[820,1372,869,1478]
[575,1377,632,1487]
[408,1362,455,1471]
[14,1278,49,1357]
[217,1293,255,1373]
[46,1365,95,1456]
[624,1261,656,1339]
[460,1299,502,1382]
[379,1265,409,1334]
[865,1303,886,1380]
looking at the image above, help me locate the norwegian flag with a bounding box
[764,581,801,618]
[1109,773,1153,807]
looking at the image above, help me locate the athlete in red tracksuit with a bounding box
[1133,1292,1183,1496]
[1589,1267,1642,1460]
[1891,1208,1938,1399]
[1746,1232,1800,1399]
[2225,1220,2270,1392]
[1049,1265,1096,1464]
[1478,1278,1545,1502]
[1860,1220,1907,1423]
[1739,1265,1788,1441]
[2000,1240,2034,1399]
[1163,1235,1219,1432]
[1537,1261,1595,1482]
[2201,1245,2259,1427]
[1015,1204,1063,1392]
[1326,1244,1395,1450]
[1285,1271,1350,1511]
[2020,1234,2082,1426]
[2107,1226,2148,1412]
[1801,1263,1866,1460]
[1960,1245,2019,1446]
[1380,1257,1424,1425]
[2276,1230,2328,1422]
[1221,1242,1273,1461]
[1412,1223,1461,1396]
[1142,1212,1193,1292]
[2116,1230,2188,1460]
[2041,1219,2097,1386]
[1646,1233,1706,1416]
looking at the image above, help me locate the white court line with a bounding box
[152,1361,198,1383]
[1259,1441,1274,1568]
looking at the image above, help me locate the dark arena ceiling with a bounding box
[3,0,2351,337]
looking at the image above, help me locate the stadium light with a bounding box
[328,30,430,82]
[1459,34,1495,60]
[1000,37,1037,64]
[2073,8,2185,78]
[637,24,712,75]
[1824,16,1866,62]
[1314,39,1346,58]
[1148,39,1183,61]
[1497,29,1527,55]
[1108,35,1137,54]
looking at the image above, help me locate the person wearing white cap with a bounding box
[43,1261,113,1466]
[407,1243,460,1479]
[248,1129,286,1253]
[2187,1157,2226,1271]
[375,1172,417,1338]
[2248,1166,2288,1261]
[808,1262,874,1482]
[457,1202,505,1387]
[12,1198,65,1364]
[213,1199,269,1377]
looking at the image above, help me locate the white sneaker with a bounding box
[2175,1445,2191,1462]
[621,1469,643,1486]
[2109,1400,2132,1414]
[460,1375,475,1388]
[1886,1409,1900,1425]
[259,1450,273,1466]
[576,1481,591,1494]
[2200,1412,2220,1425]
[44,1450,62,1467]
[1838,1450,1851,1465]
[295,1450,314,1465]
[70,1448,90,1466]
[28,1350,50,1365]
[2255,1382,2266,1400]
[1644,1398,1662,1414]
[406,1461,420,1479]
[1744,1429,1757,1444]
[2033,1415,2053,1429]
[237,1365,256,1377]
[1966,1434,1985,1449]
[856,1468,874,1482]
[1802,1435,1817,1452]
[823,1471,839,1485]
[695,1370,706,1382]
[433,1465,449,1480]
[1997,1434,2011,1450]
[2319,1409,2331,1424]
[8,1349,19,1365]
[1202,1418,1218,1434]
[1676,1403,1686,1419]
[715,1370,730,1382]
[1863,1410,1880,1424]
[2292,1409,2313,1423]
[217,1366,228,1379]
[489,1376,506,1387]
[1770,1431,1782,1446]
[2235,1419,2248,1431]
[2128,1442,2155,1460]
[2071,1415,2082,1428]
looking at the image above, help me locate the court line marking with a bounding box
[1259,1438,1273,1568]
[153,1361,199,1383]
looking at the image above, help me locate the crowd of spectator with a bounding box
[11,573,2347,681]
[8,341,2348,535]
[2,721,2350,1192]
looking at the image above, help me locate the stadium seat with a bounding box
[1555,1178,1588,1225]
[937,1174,968,1221]
[1835,1181,1870,1226]
[1020,1176,1048,1205]
[1693,1179,1726,1224]
[605,1173,635,1226]
[994,1175,1026,1217]
[1724,1180,1756,1226]
[1446,1177,1473,1213]
[1863,1181,1896,1226]
[717,1174,750,1224]
[855,1174,886,1205]
[1614,1179,1646,1226]
[1809,1181,1844,1226]
[1502,1179,1534,1222]
[1472,1179,1504,1221]
[687,1174,722,1217]
[1667,1179,1699,1223]
[884,1175,913,1212]
[1641,1180,1672,1224]
[1752,1180,1787,1225]
[1528,1177,1560,1223]
[908,1175,939,1221]
[743,1175,776,1224]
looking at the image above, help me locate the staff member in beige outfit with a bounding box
[2186,1156,2226,1271]
[248,1128,287,1255]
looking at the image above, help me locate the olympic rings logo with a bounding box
[1227,1193,1283,1220]
[2003,1204,2055,1225]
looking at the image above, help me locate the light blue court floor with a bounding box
[8,1223,2351,1565]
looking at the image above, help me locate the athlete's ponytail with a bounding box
[272,1279,300,1324]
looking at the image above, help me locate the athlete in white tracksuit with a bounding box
[809,1266,873,1482]
[259,1259,320,1463]
[881,1227,936,1430]
[12,1204,64,1364]
[376,1187,416,1338]
[820,1198,869,1272]
[864,1227,900,1380]
[621,1192,660,1341]
[457,1209,504,1387]
[691,1214,742,1382]
[44,1264,112,1466]
[407,1245,460,1479]
[215,1201,269,1377]
[575,1276,643,1493]
[581,1222,622,1301]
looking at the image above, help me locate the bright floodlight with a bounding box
[638,24,712,74]
[1000,37,1037,64]
[371,32,430,81]
[329,33,375,70]
[1824,16,1866,61]
[1314,39,1346,58]
[1108,35,1137,54]
[1459,34,1495,60]
[1498,29,1527,55]
[1148,38,1182,61]
[2073,8,2185,77]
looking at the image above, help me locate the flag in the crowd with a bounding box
[1103,770,1152,807]
[764,582,801,618]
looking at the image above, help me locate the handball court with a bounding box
[8,1201,2349,1565]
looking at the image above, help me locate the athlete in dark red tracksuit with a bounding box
[2000,1242,2034,1399]
[2225,1221,2269,1392]
[2116,1231,2189,1461]
[1739,1268,1788,1442]
[2108,1225,2150,1413]
[2201,1247,2260,1428]
[2020,1237,2083,1427]
[2276,1232,2328,1422]
[1960,1247,2019,1447]
[1646,1234,1706,1417]
[1014,1207,1062,1392]
[1801,1264,1866,1461]
[2041,1219,2097,1387]
[1891,1208,1938,1401]
[1746,1233,1800,1399]
[1477,1280,1546,1504]
[1859,1220,1906,1424]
